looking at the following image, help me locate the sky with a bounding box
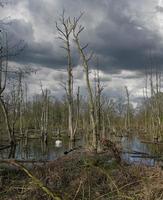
[1,0,163,105]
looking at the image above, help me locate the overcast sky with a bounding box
[1,0,163,105]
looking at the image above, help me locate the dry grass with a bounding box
[0,152,163,200]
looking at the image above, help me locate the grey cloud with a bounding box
[89,1,162,71]
[156,6,163,13]
[2,0,163,74]
[8,19,34,41]
[5,19,67,67]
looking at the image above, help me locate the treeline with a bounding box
[1,9,163,151]
[0,84,134,138]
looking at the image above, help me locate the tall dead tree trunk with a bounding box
[144,70,148,131]
[125,86,130,130]
[40,88,49,143]
[72,15,97,151]
[56,11,74,141]
[95,70,103,139]
[17,71,24,135]
[154,69,161,141]
[74,86,80,135]
[0,30,15,145]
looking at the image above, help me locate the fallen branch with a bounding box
[131,155,161,159]
[73,180,83,200]
[1,160,62,200]
[122,150,149,155]
[141,140,163,145]
[0,145,11,150]
[0,159,50,164]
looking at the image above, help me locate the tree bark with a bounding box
[0,97,15,144]
[73,32,97,151]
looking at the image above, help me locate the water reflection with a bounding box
[8,144,16,159]
[0,136,82,160]
[55,139,62,148]
[121,136,162,166]
[0,135,163,167]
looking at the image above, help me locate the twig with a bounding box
[73,180,83,200]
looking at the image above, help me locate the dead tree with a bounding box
[0,30,15,145]
[73,86,80,135]
[9,82,22,138]
[0,2,26,144]
[56,11,74,141]
[143,69,148,131]
[154,69,161,141]
[17,70,24,135]
[40,86,49,144]
[72,14,98,151]
[94,69,104,139]
[125,86,130,130]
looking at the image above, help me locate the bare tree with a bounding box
[0,30,15,145]
[56,11,74,141]
[72,14,98,151]
[40,84,49,144]
[0,1,26,145]
[125,86,130,130]
[73,86,80,135]
[94,69,104,139]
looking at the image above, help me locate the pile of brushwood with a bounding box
[0,150,163,200]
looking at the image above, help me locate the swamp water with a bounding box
[0,135,163,167]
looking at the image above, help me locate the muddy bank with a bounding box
[0,151,163,200]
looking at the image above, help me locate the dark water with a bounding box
[121,136,163,166]
[0,136,84,161]
[0,135,163,167]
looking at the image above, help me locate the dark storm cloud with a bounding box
[89,1,162,71]
[3,0,163,73]
[11,40,68,68]
[4,19,68,68]
[6,19,33,47]
[156,5,163,13]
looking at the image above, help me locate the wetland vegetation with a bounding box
[0,2,163,200]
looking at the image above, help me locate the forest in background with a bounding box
[0,11,163,150]
[0,2,163,200]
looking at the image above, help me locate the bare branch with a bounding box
[82,43,88,51]
[57,36,67,42]
[60,45,68,51]
[56,22,67,38]
[86,52,94,62]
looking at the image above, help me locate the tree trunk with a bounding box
[74,36,97,151]
[0,97,15,145]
